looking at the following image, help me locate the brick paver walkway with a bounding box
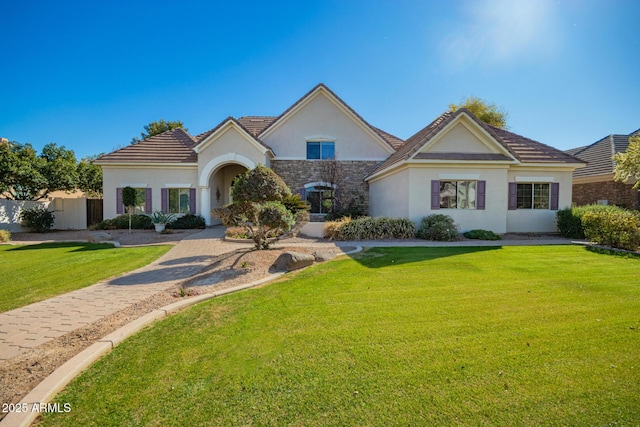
[0,227,253,360]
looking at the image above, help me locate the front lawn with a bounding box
[0,242,171,313]
[42,246,640,426]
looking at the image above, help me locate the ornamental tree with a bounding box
[212,165,307,250]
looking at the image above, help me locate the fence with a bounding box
[0,198,99,232]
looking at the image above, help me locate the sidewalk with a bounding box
[0,227,253,360]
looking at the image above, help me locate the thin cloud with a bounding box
[440,0,561,68]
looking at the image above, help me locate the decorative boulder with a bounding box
[313,250,336,262]
[273,251,315,272]
[89,232,112,243]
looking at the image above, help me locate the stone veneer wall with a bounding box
[271,160,380,214]
[572,181,639,209]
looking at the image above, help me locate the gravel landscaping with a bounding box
[0,229,350,412]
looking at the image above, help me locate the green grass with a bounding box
[41,246,640,426]
[0,242,171,312]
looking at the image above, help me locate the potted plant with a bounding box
[148,210,177,233]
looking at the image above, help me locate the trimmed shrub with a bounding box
[581,210,640,251]
[556,204,628,238]
[20,206,55,232]
[167,214,206,229]
[0,230,11,242]
[92,214,153,230]
[326,217,415,240]
[464,229,501,240]
[416,214,458,241]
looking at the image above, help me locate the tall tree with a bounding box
[77,154,104,198]
[0,142,78,200]
[613,135,640,190]
[131,119,186,144]
[449,96,508,129]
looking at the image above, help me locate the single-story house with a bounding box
[566,129,640,209]
[96,83,585,233]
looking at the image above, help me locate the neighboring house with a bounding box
[96,83,585,233]
[566,129,640,209]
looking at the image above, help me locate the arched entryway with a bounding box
[198,153,256,225]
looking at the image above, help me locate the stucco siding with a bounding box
[407,166,509,233]
[197,127,269,177]
[102,166,198,219]
[506,169,573,232]
[262,93,391,160]
[424,122,499,154]
[368,169,410,219]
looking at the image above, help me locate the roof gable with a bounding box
[193,117,274,156]
[367,109,585,180]
[96,128,198,164]
[418,113,515,158]
[259,83,397,154]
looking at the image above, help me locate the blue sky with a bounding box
[1,0,638,160]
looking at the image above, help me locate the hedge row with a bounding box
[324,217,416,240]
[325,214,467,241]
[92,214,206,230]
[557,205,640,251]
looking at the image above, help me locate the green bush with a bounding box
[581,210,640,251]
[556,204,628,238]
[20,206,55,232]
[0,230,11,242]
[92,214,153,230]
[326,217,415,240]
[167,214,206,229]
[416,214,458,241]
[282,194,310,214]
[463,229,501,240]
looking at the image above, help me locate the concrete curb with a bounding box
[1,245,361,426]
[0,272,286,427]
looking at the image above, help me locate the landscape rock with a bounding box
[313,250,336,262]
[89,232,112,243]
[272,251,315,272]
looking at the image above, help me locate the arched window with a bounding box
[303,182,337,214]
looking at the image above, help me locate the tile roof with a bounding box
[96,128,198,164]
[367,111,454,176]
[194,116,275,154]
[568,128,639,178]
[367,109,584,179]
[237,116,278,136]
[487,126,584,163]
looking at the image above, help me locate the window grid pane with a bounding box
[307,142,320,159]
[517,184,533,209]
[321,142,335,159]
[439,181,476,209]
[168,188,190,214]
[533,183,550,209]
